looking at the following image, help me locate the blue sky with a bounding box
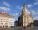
[0,0,25,20]
[25,0,38,20]
[0,0,38,20]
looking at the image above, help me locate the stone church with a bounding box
[18,4,33,27]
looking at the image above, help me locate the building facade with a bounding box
[0,13,16,28]
[23,5,33,27]
[18,4,33,27]
[9,17,16,27]
[0,13,9,28]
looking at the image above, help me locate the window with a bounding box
[5,23,8,25]
[1,21,2,22]
[1,23,3,25]
[1,19,2,20]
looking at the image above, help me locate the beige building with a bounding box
[0,13,9,28]
[18,4,34,27]
[22,5,33,27]
[0,13,16,28]
[18,5,33,27]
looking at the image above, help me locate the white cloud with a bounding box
[27,5,32,8]
[16,13,18,15]
[34,2,38,5]
[33,0,38,5]
[3,2,10,7]
[30,10,38,20]
[33,16,38,20]
[0,7,10,11]
[16,6,23,10]
[31,10,38,15]
[31,10,36,14]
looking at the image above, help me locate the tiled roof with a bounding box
[0,12,15,18]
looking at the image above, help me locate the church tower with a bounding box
[18,3,33,27]
[22,4,33,27]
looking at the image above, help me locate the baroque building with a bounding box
[18,4,33,27]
